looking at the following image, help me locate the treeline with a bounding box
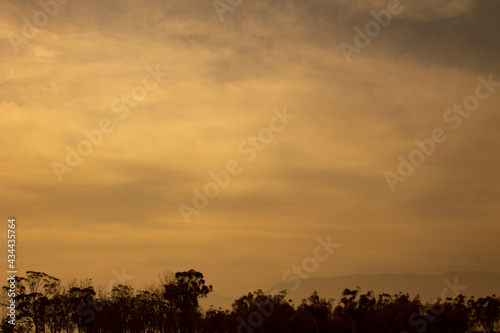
[1,270,500,333]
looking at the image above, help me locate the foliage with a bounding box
[1,271,499,333]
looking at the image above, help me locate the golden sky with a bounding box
[1,0,499,296]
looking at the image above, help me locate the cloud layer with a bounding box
[1,0,499,296]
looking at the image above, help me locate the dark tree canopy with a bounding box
[2,270,499,333]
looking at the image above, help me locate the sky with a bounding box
[1,0,499,297]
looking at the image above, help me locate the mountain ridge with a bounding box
[200,271,500,310]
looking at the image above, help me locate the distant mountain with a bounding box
[200,292,235,311]
[268,271,500,306]
[200,271,500,310]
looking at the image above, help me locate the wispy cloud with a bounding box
[1,0,499,296]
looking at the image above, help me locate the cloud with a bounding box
[1,0,499,296]
[313,0,476,21]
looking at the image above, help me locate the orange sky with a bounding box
[1,0,499,297]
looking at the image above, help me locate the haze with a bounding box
[1,0,499,297]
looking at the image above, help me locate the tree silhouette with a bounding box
[297,290,334,333]
[469,295,500,333]
[2,270,499,333]
[163,269,213,333]
[14,271,60,333]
